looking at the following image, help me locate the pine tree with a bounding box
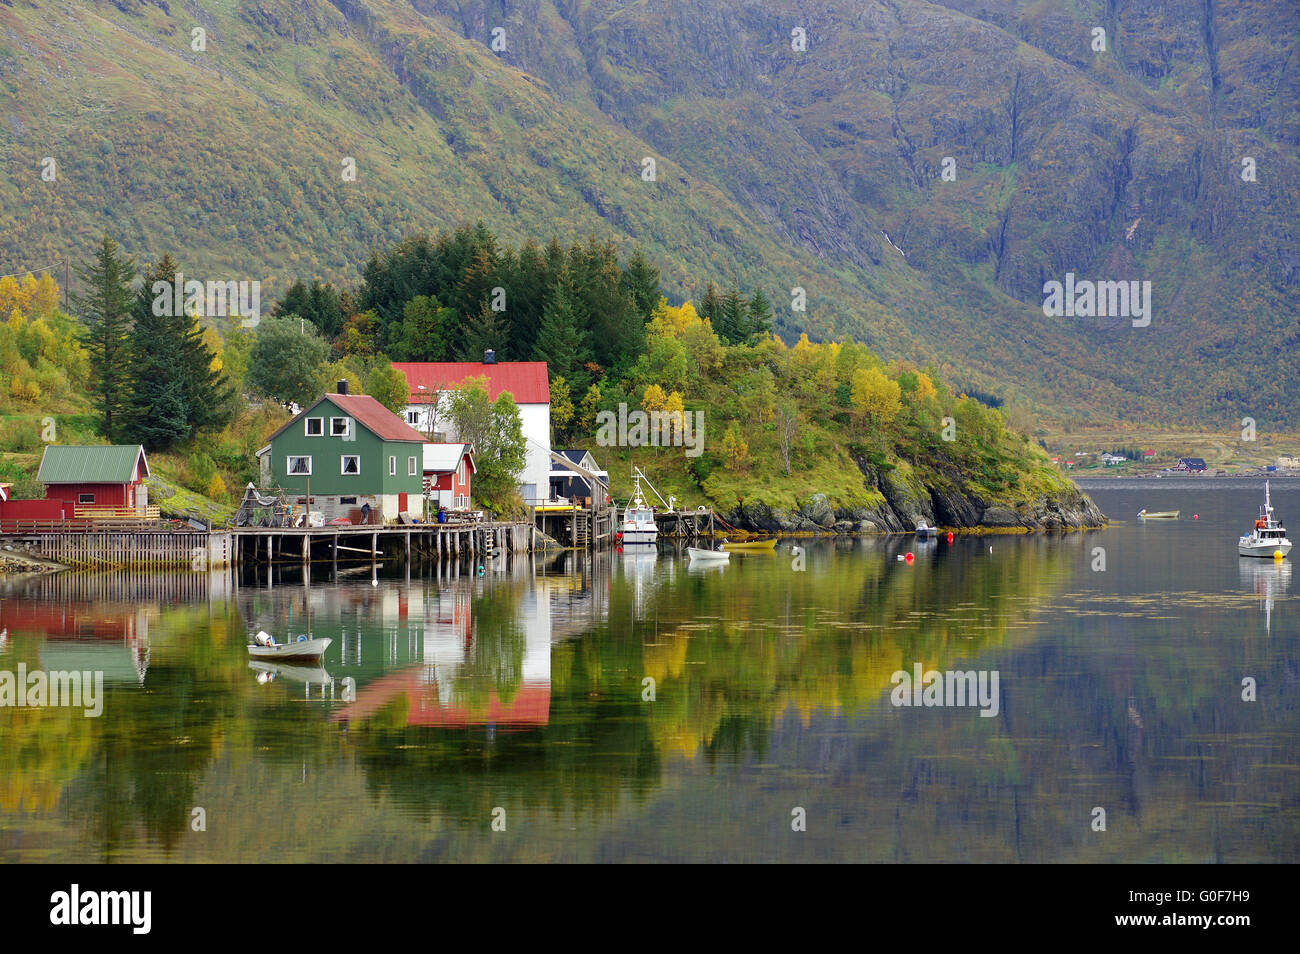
[532,267,590,389]
[746,288,774,340]
[620,246,663,321]
[717,284,746,343]
[698,282,722,328]
[72,236,136,442]
[460,301,509,362]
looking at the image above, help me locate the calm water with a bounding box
[2,480,1297,863]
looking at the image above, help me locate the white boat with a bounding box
[687,546,730,562]
[619,476,659,545]
[247,630,333,661]
[1137,509,1180,519]
[1238,482,1291,558]
[915,521,937,538]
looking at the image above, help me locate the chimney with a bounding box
[337,379,349,395]
[483,349,496,365]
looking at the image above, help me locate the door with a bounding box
[398,492,408,515]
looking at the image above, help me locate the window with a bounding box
[341,455,360,475]
[287,456,312,475]
[340,496,357,505]
[78,493,95,504]
[408,456,417,476]
[389,456,397,476]
[305,417,323,436]
[330,417,351,438]
[457,460,465,482]
[406,411,419,425]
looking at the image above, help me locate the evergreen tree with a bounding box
[532,266,590,389]
[698,282,722,328]
[746,288,774,340]
[717,284,747,343]
[72,236,136,442]
[460,301,509,362]
[620,246,663,321]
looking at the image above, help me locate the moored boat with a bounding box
[1137,509,1180,519]
[722,538,777,551]
[247,630,333,661]
[915,521,937,538]
[618,476,659,545]
[687,546,730,562]
[1238,482,1291,558]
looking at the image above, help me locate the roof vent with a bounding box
[483,349,496,365]
[337,379,349,395]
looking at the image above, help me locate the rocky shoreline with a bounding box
[720,457,1107,534]
[0,545,64,575]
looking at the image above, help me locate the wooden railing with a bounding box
[73,505,161,523]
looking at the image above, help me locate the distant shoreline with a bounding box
[1073,475,1300,488]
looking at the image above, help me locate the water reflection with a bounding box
[0,509,1296,861]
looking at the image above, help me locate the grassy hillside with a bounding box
[0,0,1294,428]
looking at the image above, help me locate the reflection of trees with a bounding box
[450,584,525,711]
[349,540,1068,822]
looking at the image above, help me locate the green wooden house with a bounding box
[255,383,426,523]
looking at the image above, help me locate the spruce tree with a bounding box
[746,288,774,340]
[532,267,590,389]
[717,284,747,344]
[460,301,509,362]
[72,236,136,442]
[620,246,663,321]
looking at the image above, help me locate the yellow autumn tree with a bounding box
[851,366,902,427]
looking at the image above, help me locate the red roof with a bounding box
[393,361,550,405]
[267,393,426,443]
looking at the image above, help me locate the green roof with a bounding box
[37,445,148,484]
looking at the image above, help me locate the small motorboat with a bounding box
[247,630,332,661]
[1238,481,1291,558]
[722,538,777,551]
[1137,509,1180,519]
[915,521,937,538]
[687,546,731,562]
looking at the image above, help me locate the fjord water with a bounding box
[1,480,1296,863]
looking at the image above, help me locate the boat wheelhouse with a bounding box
[1239,481,1292,558]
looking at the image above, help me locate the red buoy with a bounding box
[1193,514,1199,519]
[905,552,915,564]
[946,532,954,544]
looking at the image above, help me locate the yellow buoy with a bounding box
[1275,550,1285,561]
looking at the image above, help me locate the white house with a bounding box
[393,354,551,502]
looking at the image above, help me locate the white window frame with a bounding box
[408,456,417,476]
[340,455,360,476]
[305,417,324,437]
[405,410,420,426]
[78,492,96,504]
[330,417,351,438]
[287,456,312,476]
[388,455,397,476]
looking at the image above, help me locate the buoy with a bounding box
[905,552,915,564]
[1275,550,1285,561]
[946,532,954,544]
[1193,514,1199,519]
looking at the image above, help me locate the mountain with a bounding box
[1,0,1295,427]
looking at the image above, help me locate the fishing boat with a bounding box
[722,538,777,551]
[247,630,332,661]
[687,545,731,562]
[618,475,659,545]
[915,521,937,538]
[1137,509,1180,519]
[1238,481,1291,558]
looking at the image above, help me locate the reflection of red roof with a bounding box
[394,362,550,405]
[332,667,549,728]
[0,602,142,638]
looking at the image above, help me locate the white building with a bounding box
[394,355,551,502]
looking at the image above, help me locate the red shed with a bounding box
[37,444,151,512]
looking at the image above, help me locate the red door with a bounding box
[398,492,408,514]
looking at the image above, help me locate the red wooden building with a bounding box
[37,445,151,510]
[422,443,476,512]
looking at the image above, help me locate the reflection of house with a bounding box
[549,449,608,506]
[394,355,551,501]
[255,382,426,523]
[422,443,475,512]
[333,588,553,728]
[0,600,152,685]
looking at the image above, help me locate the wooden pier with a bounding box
[0,521,534,570]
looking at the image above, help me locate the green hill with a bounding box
[1,0,1295,427]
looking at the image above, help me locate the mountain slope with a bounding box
[0,0,1295,427]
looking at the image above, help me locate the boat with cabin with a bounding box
[619,474,659,545]
[1238,481,1291,558]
